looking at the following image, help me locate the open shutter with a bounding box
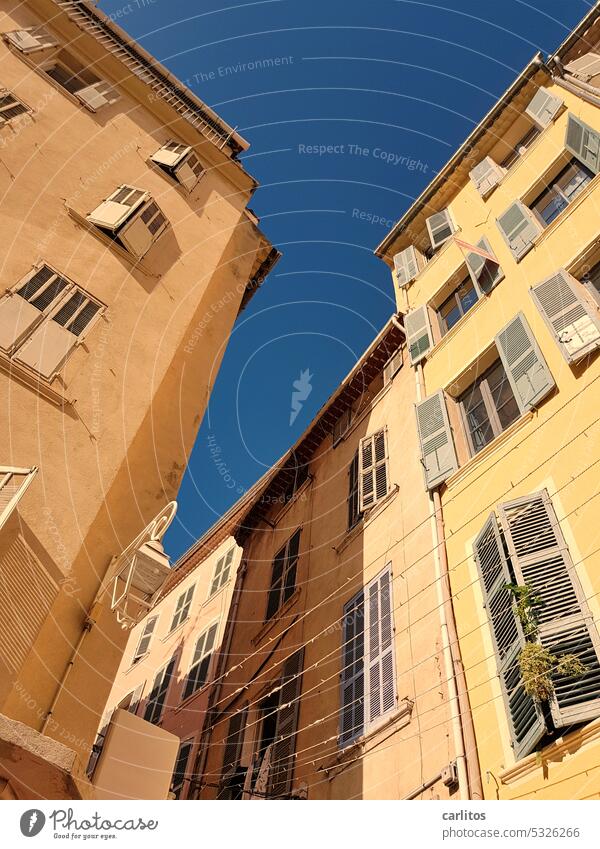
[404,304,433,365]
[473,514,545,759]
[358,430,388,512]
[151,142,190,168]
[498,491,600,727]
[496,201,540,260]
[366,567,395,726]
[75,81,119,111]
[14,319,76,379]
[128,682,144,715]
[565,52,600,82]
[383,348,403,384]
[270,648,304,798]
[414,390,457,491]
[393,246,420,287]
[530,269,600,364]
[469,157,504,198]
[222,707,248,775]
[5,27,58,53]
[0,294,42,352]
[565,113,600,175]
[525,89,563,128]
[175,153,204,192]
[87,187,147,230]
[465,236,503,295]
[0,467,37,531]
[426,209,454,250]
[495,312,555,412]
[340,591,365,744]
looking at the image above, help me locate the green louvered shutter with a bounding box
[393,246,421,287]
[269,648,304,797]
[525,89,563,128]
[414,390,458,491]
[496,201,540,260]
[473,514,545,759]
[495,312,555,413]
[565,113,600,175]
[469,157,504,198]
[405,305,433,365]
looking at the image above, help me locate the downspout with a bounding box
[415,363,483,800]
[552,73,600,109]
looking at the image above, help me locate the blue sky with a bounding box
[97,0,589,560]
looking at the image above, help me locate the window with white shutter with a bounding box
[182,622,218,700]
[496,201,540,260]
[0,466,37,531]
[266,529,300,620]
[171,739,193,799]
[525,88,563,129]
[0,90,30,123]
[87,186,168,259]
[151,141,204,192]
[358,429,389,512]
[564,113,600,176]
[209,547,235,598]
[383,347,403,384]
[132,615,158,663]
[340,590,365,744]
[465,237,504,295]
[143,656,176,724]
[414,390,457,491]
[564,52,600,82]
[404,304,433,365]
[269,649,304,798]
[4,27,58,53]
[393,245,423,287]
[169,585,194,632]
[45,60,119,112]
[426,208,454,251]
[495,312,555,413]
[530,269,600,364]
[469,156,505,198]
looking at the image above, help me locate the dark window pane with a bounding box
[458,283,478,313]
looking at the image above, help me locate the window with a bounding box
[332,407,351,446]
[219,707,248,799]
[151,141,204,192]
[474,490,600,760]
[0,265,103,379]
[171,740,193,799]
[209,547,235,597]
[425,208,454,251]
[182,622,218,700]
[530,159,593,227]
[347,452,362,530]
[266,529,300,620]
[87,186,168,259]
[143,656,176,724]
[340,567,395,746]
[459,360,520,456]
[437,277,479,336]
[4,27,58,54]
[358,429,389,511]
[0,466,37,531]
[500,125,541,169]
[169,585,194,633]
[132,616,158,664]
[45,56,118,112]
[0,90,29,123]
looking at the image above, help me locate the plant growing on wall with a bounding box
[506,583,586,703]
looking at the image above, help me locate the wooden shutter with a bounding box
[393,246,420,287]
[426,209,454,250]
[496,201,540,260]
[0,467,37,531]
[414,390,457,491]
[404,304,433,365]
[133,615,158,661]
[565,113,600,175]
[469,157,504,197]
[269,649,304,797]
[465,237,503,295]
[530,269,600,364]
[340,591,365,744]
[525,88,563,128]
[5,27,58,53]
[222,707,248,775]
[495,312,555,413]
[473,514,545,759]
[144,656,175,724]
[75,81,119,111]
[128,682,144,715]
[366,568,395,725]
[383,347,402,384]
[14,318,76,379]
[175,153,204,192]
[358,430,388,512]
[565,52,600,81]
[498,491,600,727]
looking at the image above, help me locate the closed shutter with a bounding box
[171,740,193,799]
[469,157,504,197]
[495,312,555,412]
[414,390,457,491]
[0,265,68,352]
[405,304,433,365]
[358,430,388,512]
[496,201,540,260]
[0,467,37,531]
[347,452,361,529]
[383,348,402,384]
[340,591,365,744]
[530,269,600,363]
[473,514,545,759]
[269,648,304,797]
[565,113,600,175]
[393,246,420,287]
[222,707,248,775]
[75,81,119,111]
[426,208,454,250]
[366,567,395,725]
[525,89,563,128]
[465,237,504,295]
[332,407,351,445]
[498,491,600,727]
[565,52,600,81]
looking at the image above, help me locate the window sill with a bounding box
[445,411,534,491]
[251,587,302,647]
[202,578,231,609]
[329,699,414,767]
[335,484,399,555]
[0,349,72,407]
[161,618,189,642]
[66,208,158,277]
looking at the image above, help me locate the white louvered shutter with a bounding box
[393,246,420,287]
[0,467,37,531]
[564,113,600,175]
[469,157,504,198]
[498,491,600,727]
[75,81,119,111]
[530,269,600,364]
[473,514,545,759]
[366,568,395,726]
[87,187,147,230]
[358,430,388,512]
[465,236,503,295]
[222,707,248,776]
[525,89,563,128]
[5,27,58,53]
[340,591,365,744]
[426,209,454,250]
[495,312,555,413]
[0,294,42,352]
[15,319,75,380]
[496,201,540,260]
[151,142,190,168]
[269,649,304,798]
[564,52,600,82]
[404,304,433,365]
[383,348,403,384]
[414,390,457,491]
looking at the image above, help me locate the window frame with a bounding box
[0,89,31,124]
[529,158,594,229]
[132,615,158,664]
[347,451,362,530]
[143,656,175,725]
[436,276,479,337]
[171,738,194,799]
[182,621,218,701]
[208,547,235,598]
[169,584,195,633]
[266,529,300,621]
[458,360,520,458]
